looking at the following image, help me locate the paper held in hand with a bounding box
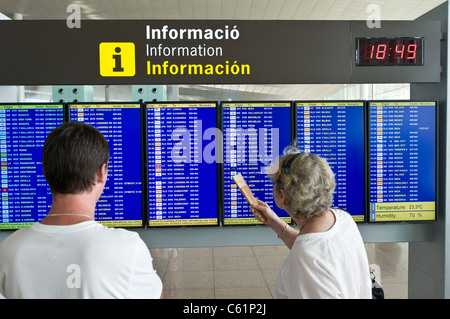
[232,173,266,221]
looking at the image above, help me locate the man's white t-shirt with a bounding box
[0,221,162,299]
[275,208,372,299]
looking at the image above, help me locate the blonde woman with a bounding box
[250,148,371,299]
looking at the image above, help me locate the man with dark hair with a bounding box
[42,121,110,195]
[0,122,163,299]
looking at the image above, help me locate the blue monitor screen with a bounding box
[296,101,365,222]
[0,104,64,230]
[222,102,292,225]
[69,103,144,227]
[146,102,219,226]
[368,101,436,222]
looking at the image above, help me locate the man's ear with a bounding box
[96,163,108,184]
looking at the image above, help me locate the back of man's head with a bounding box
[42,122,109,194]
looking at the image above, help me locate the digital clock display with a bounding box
[356,37,424,66]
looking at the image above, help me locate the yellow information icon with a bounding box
[99,42,135,77]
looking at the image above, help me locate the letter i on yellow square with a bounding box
[99,42,136,77]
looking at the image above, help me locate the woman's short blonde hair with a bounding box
[269,146,336,220]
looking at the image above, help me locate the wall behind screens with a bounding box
[0,100,438,230]
[69,103,144,227]
[295,101,366,222]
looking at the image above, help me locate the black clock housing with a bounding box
[356,37,424,66]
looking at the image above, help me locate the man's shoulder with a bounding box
[2,222,141,249]
[0,231,16,251]
[81,225,146,262]
[84,223,141,243]
[0,227,33,247]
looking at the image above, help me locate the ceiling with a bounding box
[0,0,446,102]
[0,0,445,20]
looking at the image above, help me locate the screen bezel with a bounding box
[367,100,438,223]
[145,100,221,228]
[68,101,145,228]
[220,100,294,227]
[0,102,65,230]
[294,100,367,223]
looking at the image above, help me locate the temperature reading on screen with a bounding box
[356,37,423,66]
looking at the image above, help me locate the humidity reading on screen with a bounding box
[296,102,365,222]
[0,104,64,230]
[69,103,143,227]
[369,101,436,222]
[146,102,219,226]
[222,102,292,225]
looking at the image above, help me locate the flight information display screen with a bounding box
[146,102,219,226]
[296,101,365,222]
[69,103,144,227]
[368,101,436,222]
[0,104,64,230]
[222,102,292,225]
